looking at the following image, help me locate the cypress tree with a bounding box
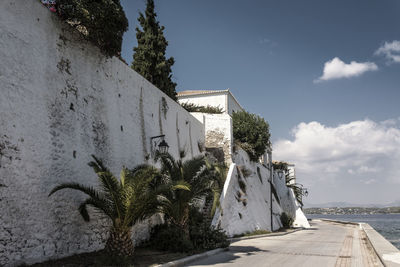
[132,0,177,100]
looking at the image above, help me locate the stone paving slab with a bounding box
[185,220,383,267]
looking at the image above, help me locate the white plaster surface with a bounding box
[212,148,275,236]
[212,148,310,236]
[226,92,243,115]
[0,1,204,266]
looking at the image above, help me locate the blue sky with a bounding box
[120,0,400,205]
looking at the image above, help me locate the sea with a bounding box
[306,213,400,250]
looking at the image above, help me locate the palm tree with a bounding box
[49,155,165,257]
[154,152,220,238]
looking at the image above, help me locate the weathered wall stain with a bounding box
[139,88,148,161]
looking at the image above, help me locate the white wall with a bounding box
[227,93,244,115]
[272,170,310,228]
[0,1,204,266]
[212,148,275,236]
[212,147,310,236]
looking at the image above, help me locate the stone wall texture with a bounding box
[190,113,233,165]
[0,1,204,266]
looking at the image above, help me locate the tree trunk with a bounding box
[105,228,134,257]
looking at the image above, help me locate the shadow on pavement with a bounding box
[187,246,268,266]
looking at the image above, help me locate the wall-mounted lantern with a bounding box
[150,135,169,157]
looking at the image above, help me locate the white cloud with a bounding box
[274,119,400,204]
[363,179,376,185]
[315,57,378,82]
[375,40,400,63]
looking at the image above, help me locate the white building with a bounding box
[177,89,244,115]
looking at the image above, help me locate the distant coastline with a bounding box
[304,206,400,215]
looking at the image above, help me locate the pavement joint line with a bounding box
[156,229,302,266]
[259,250,338,258]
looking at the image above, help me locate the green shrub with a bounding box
[280,212,293,229]
[149,208,229,252]
[56,0,128,57]
[181,102,223,114]
[272,161,289,172]
[232,111,271,161]
[149,224,194,252]
[189,208,230,250]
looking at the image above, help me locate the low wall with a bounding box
[361,223,400,267]
[0,1,204,266]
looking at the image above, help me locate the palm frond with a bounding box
[49,182,115,220]
[78,198,92,222]
[182,156,206,183]
[155,152,180,179]
[88,155,110,173]
[97,171,123,219]
[49,182,100,198]
[120,167,127,187]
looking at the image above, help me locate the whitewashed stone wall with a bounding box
[212,148,280,236]
[212,147,310,236]
[191,113,233,164]
[0,1,204,266]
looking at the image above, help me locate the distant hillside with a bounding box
[304,200,400,209]
[304,206,400,215]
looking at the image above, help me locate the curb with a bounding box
[229,228,302,242]
[317,219,400,266]
[318,218,360,226]
[156,248,229,267]
[361,223,400,267]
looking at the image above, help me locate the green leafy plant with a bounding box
[180,102,223,114]
[232,111,271,161]
[150,207,229,252]
[272,161,289,172]
[280,212,294,229]
[188,208,230,250]
[149,223,194,252]
[154,152,221,239]
[56,0,128,57]
[132,0,177,100]
[49,156,165,257]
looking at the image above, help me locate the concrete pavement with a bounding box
[187,220,383,267]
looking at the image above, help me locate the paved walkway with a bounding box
[188,220,382,267]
